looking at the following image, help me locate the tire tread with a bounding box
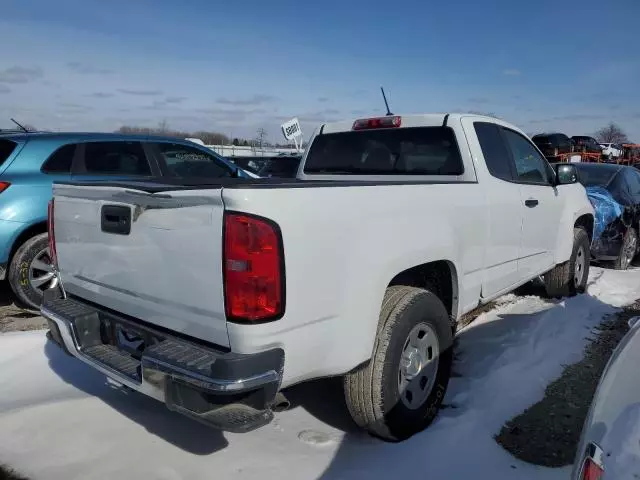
[344,285,451,441]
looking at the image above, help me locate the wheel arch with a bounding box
[9,221,47,263]
[388,260,459,321]
[555,204,595,264]
[574,213,594,244]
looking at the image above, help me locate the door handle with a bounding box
[525,198,539,208]
[101,205,131,235]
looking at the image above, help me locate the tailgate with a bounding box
[53,183,229,347]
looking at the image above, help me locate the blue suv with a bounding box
[0,131,249,309]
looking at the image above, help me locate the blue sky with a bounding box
[1,0,639,142]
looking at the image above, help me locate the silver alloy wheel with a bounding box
[574,245,586,286]
[398,322,440,410]
[29,247,58,292]
[622,233,637,269]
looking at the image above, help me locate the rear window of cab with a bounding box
[304,126,464,175]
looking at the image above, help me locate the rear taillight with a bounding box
[47,200,58,268]
[581,458,603,480]
[0,181,10,194]
[580,443,604,480]
[224,212,284,322]
[352,116,401,130]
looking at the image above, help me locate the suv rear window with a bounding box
[0,140,17,167]
[304,127,464,175]
[42,144,75,173]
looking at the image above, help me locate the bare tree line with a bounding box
[116,124,239,145]
[116,123,299,148]
[594,122,630,144]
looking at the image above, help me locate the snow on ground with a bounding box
[1,266,639,480]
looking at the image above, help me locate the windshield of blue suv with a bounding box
[155,142,234,178]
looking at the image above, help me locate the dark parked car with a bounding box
[532,133,573,158]
[256,154,302,178]
[561,162,640,269]
[226,156,266,174]
[571,136,603,155]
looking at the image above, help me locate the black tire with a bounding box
[8,233,57,310]
[544,227,590,298]
[343,286,453,441]
[614,228,638,271]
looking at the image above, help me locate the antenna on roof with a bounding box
[380,87,393,116]
[10,118,28,133]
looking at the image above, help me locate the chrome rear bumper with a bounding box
[42,292,284,433]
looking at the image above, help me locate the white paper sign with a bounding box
[281,117,302,141]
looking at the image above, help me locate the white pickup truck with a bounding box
[43,113,594,441]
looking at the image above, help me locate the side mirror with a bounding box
[555,163,578,185]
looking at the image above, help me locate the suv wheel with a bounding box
[614,228,638,271]
[8,233,59,310]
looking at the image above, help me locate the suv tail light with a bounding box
[47,200,58,268]
[0,181,10,194]
[224,212,284,322]
[352,116,401,130]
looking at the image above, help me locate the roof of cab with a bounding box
[319,113,514,134]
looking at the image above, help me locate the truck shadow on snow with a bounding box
[44,341,229,455]
[41,271,635,470]
[306,290,623,479]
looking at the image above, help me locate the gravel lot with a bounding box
[0,282,47,333]
[495,299,640,467]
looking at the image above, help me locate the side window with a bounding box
[502,129,552,185]
[0,140,17,168]
[154,143,232,178]
[42,144,75,173]
[474,122,513,181]
[83,142,150,175]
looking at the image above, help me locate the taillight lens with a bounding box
[581,458,603,480]
[224,213,284,322]
[580,443,605,480]
[47,199,58,268]
[0,181,10,194]
[352,116,401,130]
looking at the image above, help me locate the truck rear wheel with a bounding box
[543,227,590,298]
[343,286,453,441]
[8,233,59,311]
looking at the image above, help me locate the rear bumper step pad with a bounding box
[41,291,284,433]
